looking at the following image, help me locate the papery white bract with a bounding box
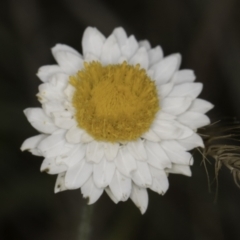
[21,27,213,214]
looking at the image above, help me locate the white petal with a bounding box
[157,82,173,99]
[38,73,68,101]
[52,111,75,130]
[81,132,94,143]
[51,50,83,75]
[52,44,82,56]
[82,27,106,58]
[65,159,92,189]
[155,111,176,120]
[27,149,42,156]
[21,134,47,152]
[115,148,137,177]
[105,187,119,204]
[64,84,75,102]
[166,164,192,176]
[147,69,154,79]
[168,83,203,99]
[56,144,86,167]
[54,172,68,193]
[93,157,115,188]
[177,112,210,129]
[177,133,204,151]
[84,52,99,62]
[129,47,149,69]
[151,54,181,85]
[40,157,67,174]
[37,65,63,82]
[47,72,68,84]
[130,184,148,214]
[53,114,76,130]
[148,46,164,66]
[37,129,73,158]
[42,100,65,116]
[81,177,104,204]
[152,119,193,140]
[109,170,132,201]
[161,141,193,165]
[149,166,169,194]
[161,97,192,115]
[118,56,128,64]
[121,35,139,59]
[188,99,214,114]
[66,125,84,143]
[141,128,161,142]
[145,141,171,169]
[104,142,119,161]
[138,40,151,50]
[86,141,104,163]
[127,139,147,161]
[100,34,121,65]
[24,108,58,134]
[113,27,127,47]
[42,83,64,103]
[63,101,75,114]
[131,162,152,187]
[171,70,196,84]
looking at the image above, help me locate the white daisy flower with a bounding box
[21,27,213,214]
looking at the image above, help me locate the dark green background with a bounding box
[1,0,240,239]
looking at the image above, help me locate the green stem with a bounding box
[78,204,94,240]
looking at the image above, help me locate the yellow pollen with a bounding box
[70,61,159,142]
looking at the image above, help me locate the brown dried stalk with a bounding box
[198,119,240,196]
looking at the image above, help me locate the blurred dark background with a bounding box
[1,0,240,239]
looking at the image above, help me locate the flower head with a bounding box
[21,27,213,213]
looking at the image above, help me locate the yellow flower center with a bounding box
[70,61,159,142]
